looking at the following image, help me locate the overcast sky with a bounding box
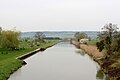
[0,0,120,31]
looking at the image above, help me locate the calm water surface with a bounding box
[9,42,106,80]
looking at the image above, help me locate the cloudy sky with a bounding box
[0,0,120,31]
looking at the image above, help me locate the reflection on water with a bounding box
[9,42,106,80]
[76,49,107,80]
[96,70,104,79]
[75,49,85,56]
[96,70,110,80]
[75,49,94,61]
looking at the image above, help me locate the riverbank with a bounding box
[17,41,58,60]
[71,40,120,80]
[80,44,105,59]
[71,40,105,65]
[0,40,60,80]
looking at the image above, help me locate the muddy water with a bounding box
[8,42,106,80]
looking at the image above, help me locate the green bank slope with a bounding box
[0,40,59,80]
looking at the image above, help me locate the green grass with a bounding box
[0,59,23,80]
[88,40,99,46]
[0,40,60,80]
[115,62,120,67]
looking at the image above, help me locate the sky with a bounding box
[0,0,120,31]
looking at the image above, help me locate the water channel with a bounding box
[9,42,106,80]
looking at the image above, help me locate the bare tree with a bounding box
[34,32,45,40]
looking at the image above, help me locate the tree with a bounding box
[34,32,46,46]
[74,32,88,41]
[0,30,20,50]
[96,23,119,59]
[34,32,45,40]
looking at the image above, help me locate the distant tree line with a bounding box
[74,32,88,41]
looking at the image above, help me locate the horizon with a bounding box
[21,30,100,32]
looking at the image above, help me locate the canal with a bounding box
[8,42,106,80]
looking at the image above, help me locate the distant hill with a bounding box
[20,31,99,39]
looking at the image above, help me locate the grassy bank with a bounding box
[0,40,60,80]
[72,40,120,79]
[0,59,24,80]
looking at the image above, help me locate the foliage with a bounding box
[97,23,118,40]
[96,23,119,58]
[0,30,20,50]
[96,40,104,52]
[74,32,88,41]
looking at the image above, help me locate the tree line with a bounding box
[74,23,120,60]
[0,27,45,50]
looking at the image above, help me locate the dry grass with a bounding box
[71,40,105,60]
[80,44,105,59]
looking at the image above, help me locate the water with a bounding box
[8,42,105,80]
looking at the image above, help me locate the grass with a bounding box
[0,40,60,80]
[87,40,99,46]
[115,62,120,67]
[0,59,23,80]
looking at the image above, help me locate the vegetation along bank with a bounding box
[0,28,60,80]
[72,23,120,80]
